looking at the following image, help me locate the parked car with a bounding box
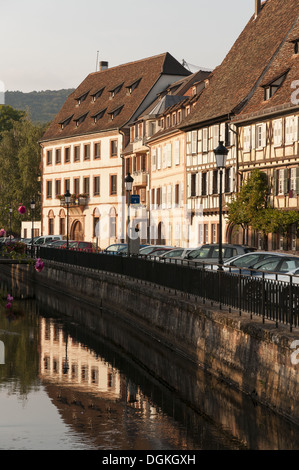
[185,244,255,266]
[69,241,96,252]
[29,235,64,246]
[46,240,69,248]
[138,245,174,257]
[158,248,196,262]
[102,243,127,254]
[221,251,290,271]
[247,255,299,281]
[118,244,149,254]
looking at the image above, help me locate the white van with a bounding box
[31,235,63,246]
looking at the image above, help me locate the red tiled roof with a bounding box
[180,0,299,129]
[41,53,190,142]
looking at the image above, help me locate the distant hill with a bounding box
[5,89,75,124]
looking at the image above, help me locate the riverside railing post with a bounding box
[30,200,35,258]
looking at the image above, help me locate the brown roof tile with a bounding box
[234,16,299,119]
[41,53,190,142]
[180,0,299,129]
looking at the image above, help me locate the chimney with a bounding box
[255,0,261,18]
[99,61,108,71]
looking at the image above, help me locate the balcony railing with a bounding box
[132,137,147,153]
[132,170,147,186]
[58,196,88,207]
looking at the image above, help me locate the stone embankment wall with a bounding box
[4,260,299,425]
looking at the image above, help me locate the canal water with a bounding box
[0,285,298,450]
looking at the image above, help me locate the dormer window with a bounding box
[108,105,123,120]
[263,71,289,100]
[126,78,141,95]
[91,87,105,102]
[92,108,106,123]
[75,91,89,105]
[74,113,88,127]
[59,115,73,130]
[293,39,299,55]
[109,83,123,99]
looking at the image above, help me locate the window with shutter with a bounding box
[162,146,167,169]
[167,185,172,208]
[290,168,297,193]
[243,126,251,151]
[255,123,266,148]
[191,174,196,197]
[174,140,180,165]
[202,128,208,152]
[167,143,172,167]
[152,149,156,171]
[157,148,161,170]
[162,186,166,209]
[191,131,197,154]
[201,173,207,196]
[296,167,299,194]
[212,125,219,150]
[187,173,191,198]
[285,116,297,144]
[273,119,282,146]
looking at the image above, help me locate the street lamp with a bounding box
[65,189,71,249]
[30,200,35,257]
[125,173,134,256]
[214,141,228,268]
[9,207,12,242]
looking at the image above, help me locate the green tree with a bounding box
[0,105,24,134]
[0,113,45,235]
[227,169,299,249]
[227,169,269,244]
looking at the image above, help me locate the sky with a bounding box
[0,0,254,93]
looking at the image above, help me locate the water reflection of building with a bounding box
[40,318,121,399]
[38,317,192,449]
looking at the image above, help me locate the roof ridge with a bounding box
[89,53,168,77]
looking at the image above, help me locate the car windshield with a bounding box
[188,247,211,259]
[230,253,267,267]
[106,245,122,252]
[139,246,157,254]
[163,249,184,258]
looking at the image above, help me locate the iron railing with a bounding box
[37,246,299,331]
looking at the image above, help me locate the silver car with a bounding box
[184,244,255,266]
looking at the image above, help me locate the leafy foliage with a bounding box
[5,89,74,124]
[227,169,299,245]
[0,107,46,235]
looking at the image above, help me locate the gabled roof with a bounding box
[234,15,299,121]
[180,0,299,130]
[150,95,187,115]
[41,53,190,142]
[138,70,211,119]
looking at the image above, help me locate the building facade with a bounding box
[40,0,299,251]
[180,0,299,250]
[40,54,190,248]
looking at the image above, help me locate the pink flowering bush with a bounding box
[35,258,44,272]
[0,229,6,237]
[18,205,26,215]
[5,294,14,309]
